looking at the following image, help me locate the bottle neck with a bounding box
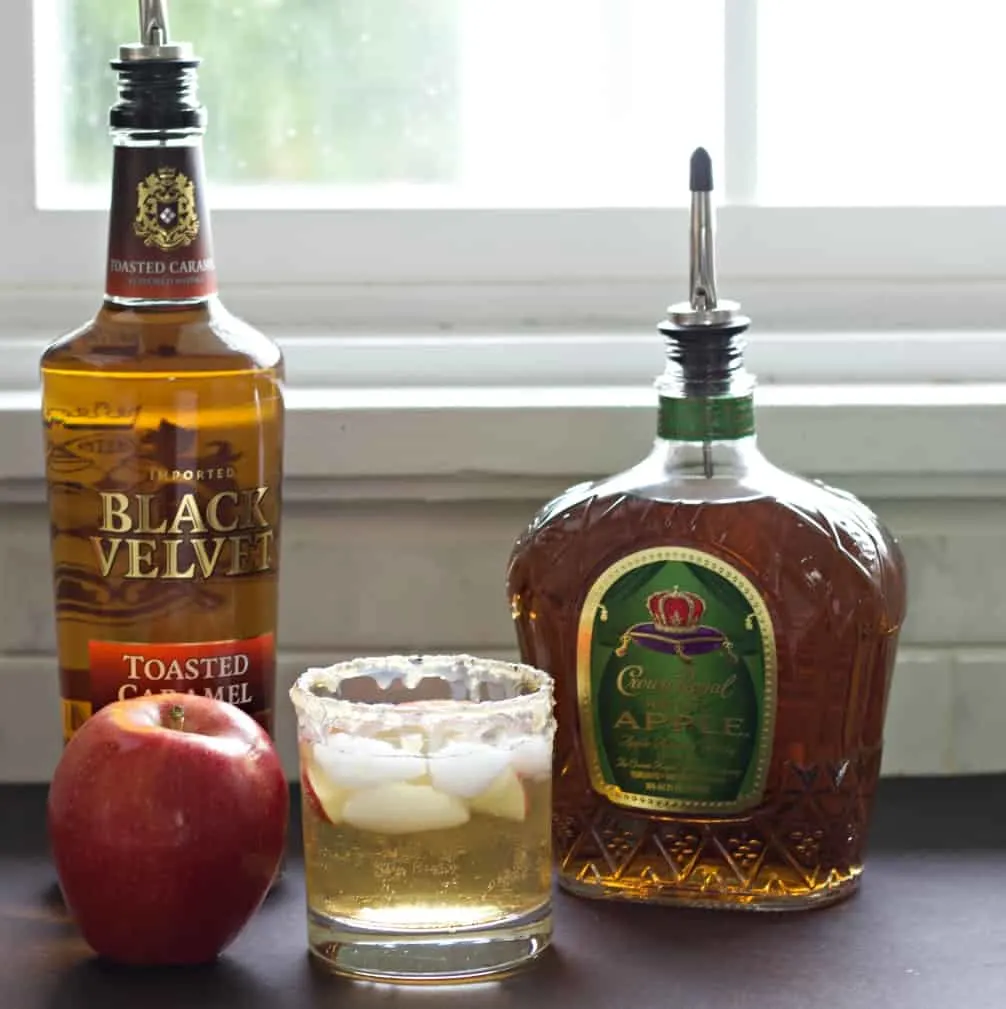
[655,322,756,444]
[657,394,754,442]
[105,130,217,305]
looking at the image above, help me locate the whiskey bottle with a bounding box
[506,149,907,909]
[41,1,284,743]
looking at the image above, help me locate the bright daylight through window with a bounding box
[756,2,1006,206]
[39,0,1006,209]
[40,0,723,208]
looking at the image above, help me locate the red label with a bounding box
[105,144,218,301]
[89,634,275,733]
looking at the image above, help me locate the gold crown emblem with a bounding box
[646,589,706,630]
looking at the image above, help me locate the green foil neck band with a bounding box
[658,395,755,442]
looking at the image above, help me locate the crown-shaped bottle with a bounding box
[506,149,907,910]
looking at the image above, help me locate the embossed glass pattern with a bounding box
[507,432,907,910]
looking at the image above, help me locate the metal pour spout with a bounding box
[666,147,741,328]
[140,0,171,47]
[688,147,717,311]
[119,0,195,61]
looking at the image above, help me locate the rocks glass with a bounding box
[290,654,555,982]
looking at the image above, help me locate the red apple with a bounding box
[47,692,289,966]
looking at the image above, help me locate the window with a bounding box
[4,0,1004,361]
[757,2,1006,207]
[45,0,721,208]
[44,0,465,200]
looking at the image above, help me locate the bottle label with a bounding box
[87,633,275,717]
[577,547,777,814]
[658,395,755,441]
[105,145,218,301]
[45,402,283,743]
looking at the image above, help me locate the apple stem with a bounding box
[168,704,185,732]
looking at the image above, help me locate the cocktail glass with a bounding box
[290,654,555,982]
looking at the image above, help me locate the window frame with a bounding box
[3,0,1005,352]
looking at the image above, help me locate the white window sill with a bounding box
[3,332,1006,502]
[2,269,1005,503]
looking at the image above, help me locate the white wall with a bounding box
[1,488,1002,782]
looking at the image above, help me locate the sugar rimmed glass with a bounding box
[290,654,555,983]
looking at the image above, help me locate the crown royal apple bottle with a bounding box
[41,1,284,743]
[506,149,907,909]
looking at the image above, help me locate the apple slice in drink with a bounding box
[342,782,470,834]
[302,756,350,825]
[468,766,528,822]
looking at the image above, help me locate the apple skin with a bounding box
[47,692,289,966]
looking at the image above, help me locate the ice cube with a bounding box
[506,735,553,779]
[312,734,427,790]
[342,783,470,834]
[427,740,511,798]
[468,766,528,822]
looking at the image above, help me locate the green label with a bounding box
[658,395,755,441]
[577,547,776,814]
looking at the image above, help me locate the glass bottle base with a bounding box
[557,868,861,912]
[307,902,553,984]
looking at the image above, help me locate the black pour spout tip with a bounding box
[690,147,713,193]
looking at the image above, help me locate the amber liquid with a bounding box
[303,778,553,931]
[41,299,284,740]
[507,473,907,909]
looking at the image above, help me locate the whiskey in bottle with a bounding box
[506,149,907,910]
[41,1,284,743]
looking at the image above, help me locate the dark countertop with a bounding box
[2,777,1004,1009]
